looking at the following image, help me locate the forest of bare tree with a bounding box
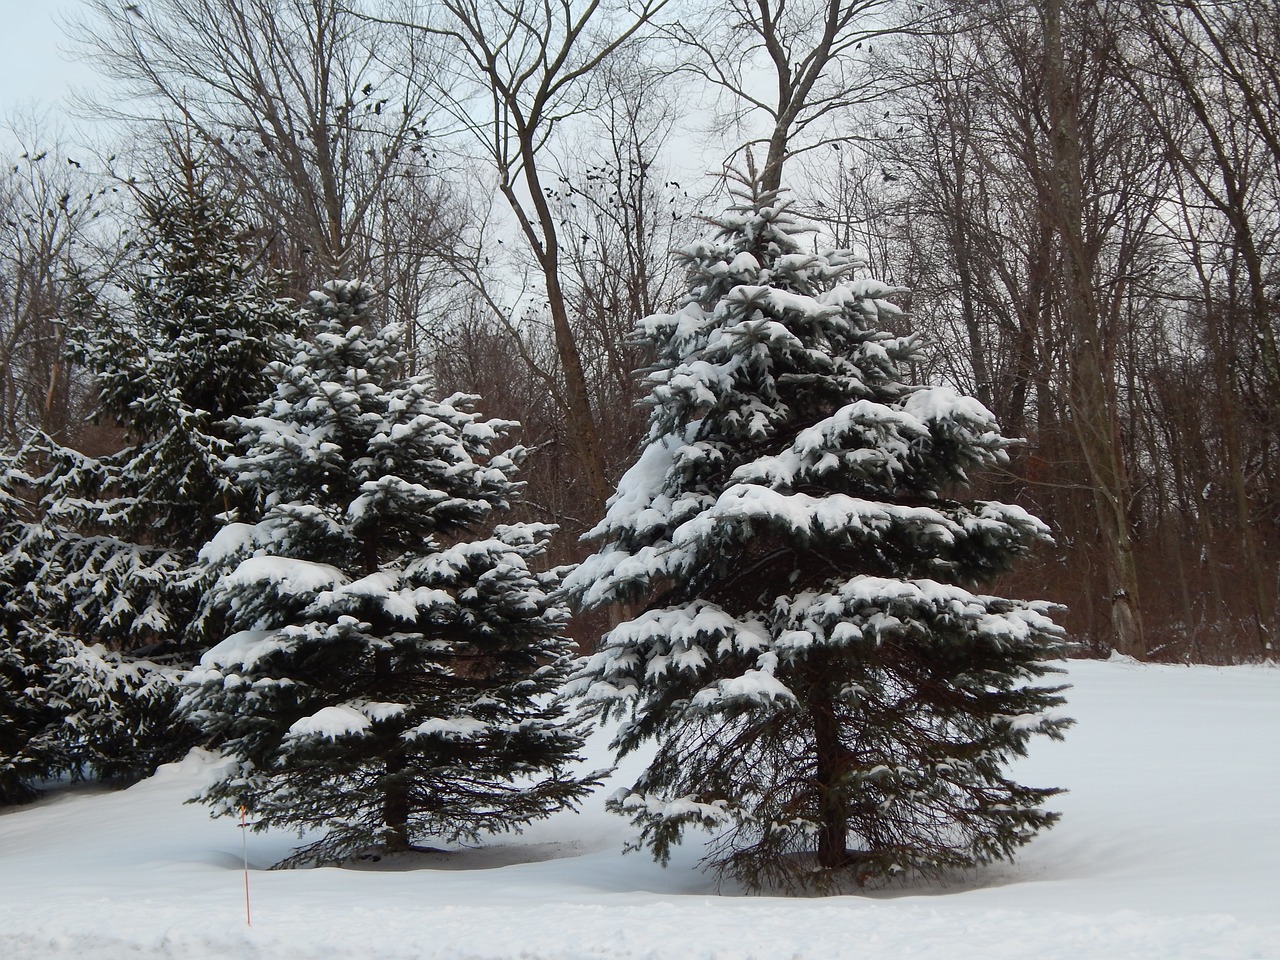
[3,0,1276,664]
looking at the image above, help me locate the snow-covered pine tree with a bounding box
[16,158,299,781]
[184,280,596,867]
[564,183,1071,893]
[0,446,70,803]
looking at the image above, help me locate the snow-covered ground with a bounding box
[2,657,1277,960]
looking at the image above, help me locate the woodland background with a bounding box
[3,0,1277,663]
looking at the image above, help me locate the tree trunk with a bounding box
[1040,0,1144,657]
[811,692,848,869]
[480,118,616,516]
[1206,304,1275,656]
[375,643,410,851]
[503,130,614,512]
[382,755,411,853]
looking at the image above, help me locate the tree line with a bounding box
[7,0,1269,890]
[0,0,1276,876]
[6,0,1272,662]
[0,151,1072,891]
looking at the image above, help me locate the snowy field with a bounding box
[1,657,1278,960]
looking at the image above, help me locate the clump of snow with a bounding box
[221,556,348,593]
[902,385,996,425]
[690,667,796,708]
[286,704,372,740]
[402,716,491,740]
[194,629,284,673]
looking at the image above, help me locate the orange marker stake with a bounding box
[241,805,252,927]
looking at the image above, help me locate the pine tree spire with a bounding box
[566,185,1070,893]
[6,159,300,785]
[185,281,597,867]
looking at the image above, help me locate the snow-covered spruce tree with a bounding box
[184,280,596,867]
[564,184,1071,893]
[18,160,299,781]
[0,446,72,803]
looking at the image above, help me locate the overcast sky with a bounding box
[1,1,104,128]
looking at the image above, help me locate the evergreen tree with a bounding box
[184,280,596,867]
[12,157,299,783]
[0,446,70,803]
[564,184,1071,893]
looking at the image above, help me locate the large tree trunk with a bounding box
[382,752,411,853]
[502,152,613,512]
[1040,0,1144,658]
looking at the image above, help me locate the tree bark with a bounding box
[1040,0,1144,657]
[810,690,848,869]
[375,642,410,851]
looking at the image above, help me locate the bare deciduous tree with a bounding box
[1112,0,1280,655]
[673,0,931,193]
[384,0,675,513]
[75,0,461,341]
[0,125,114,447]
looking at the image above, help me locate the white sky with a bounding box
[1,1,103,126]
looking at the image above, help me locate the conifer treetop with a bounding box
[564,182,1069,893]
[184,279,596,867]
